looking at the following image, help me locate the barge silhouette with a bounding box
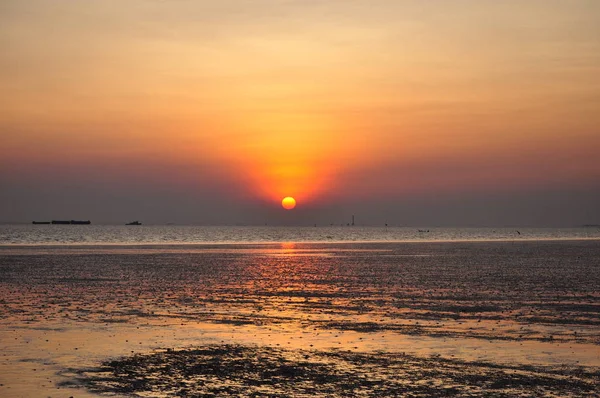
[51,220,91,225]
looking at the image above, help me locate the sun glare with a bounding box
[281,197,296,210]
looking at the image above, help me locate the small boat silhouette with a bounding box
[51,220,91,225]
[126,221,142,225]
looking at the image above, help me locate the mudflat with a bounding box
[1,240,598,397]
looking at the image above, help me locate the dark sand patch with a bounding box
[65,344,599,397]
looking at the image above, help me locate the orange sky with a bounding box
[1,1,599,224]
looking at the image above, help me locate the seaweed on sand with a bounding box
[64,344,599,397]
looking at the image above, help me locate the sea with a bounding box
[1,224,599,396]
[1,224,599,245]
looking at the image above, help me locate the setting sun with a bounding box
[281,197,296,210]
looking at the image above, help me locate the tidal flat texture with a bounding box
[0,241,599,397]
[69,344,599,397]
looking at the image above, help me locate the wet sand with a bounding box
[0,240,599,397]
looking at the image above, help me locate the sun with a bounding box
[281,196,296,210]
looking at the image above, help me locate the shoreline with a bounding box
[1,236,600,249]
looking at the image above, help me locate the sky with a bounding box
[1,0,599,226]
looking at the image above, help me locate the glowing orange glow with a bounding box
[1,1,599,211]
[216,108,359,205]
[281,197,296,210]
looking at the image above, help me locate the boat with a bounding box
[126,221,142,225]
[32,221,51,224]
[51,220,91,225]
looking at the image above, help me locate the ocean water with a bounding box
[0,224,598,245]
[1,239,599,396]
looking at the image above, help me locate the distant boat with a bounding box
[32,221,50,224]
[126,221,142,225]
[51,220,91,225]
